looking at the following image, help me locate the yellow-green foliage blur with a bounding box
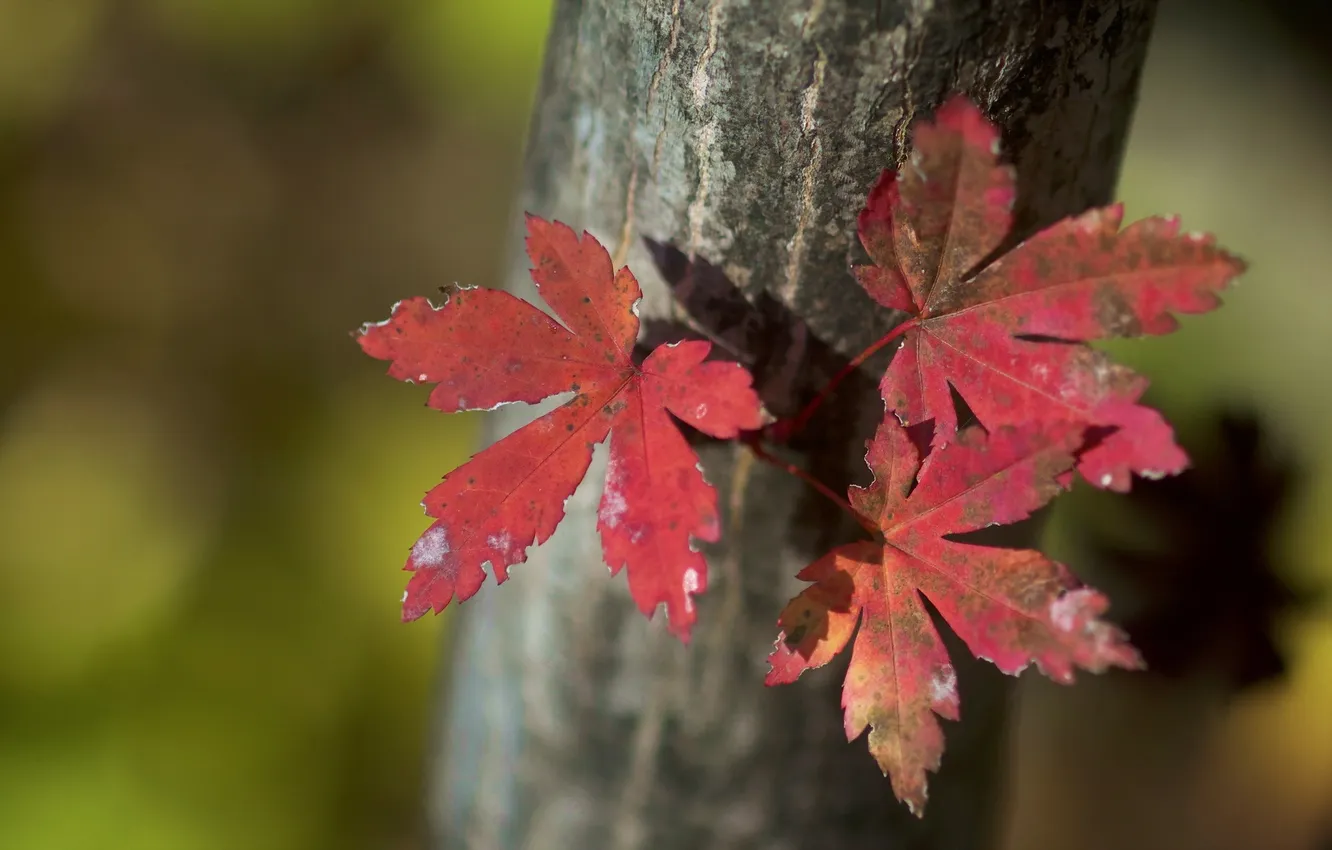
[0,1,547,848]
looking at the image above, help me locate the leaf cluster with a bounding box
[356,96,1245,815]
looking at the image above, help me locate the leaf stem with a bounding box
[742,436,877,535]
[766,318,918,443]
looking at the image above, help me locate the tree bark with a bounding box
[428,2,1158,849]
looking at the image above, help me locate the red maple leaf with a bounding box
[854,96,1246,491]
[766,416,1141,815]
[358,215,763,639]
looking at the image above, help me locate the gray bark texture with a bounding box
[429,2,1158,849]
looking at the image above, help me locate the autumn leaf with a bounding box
[358,215,763,639]
[855,96,1246,490]
[766,416,1141,815]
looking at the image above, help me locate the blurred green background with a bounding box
[0,1,1328,849]
[0,1,547,847]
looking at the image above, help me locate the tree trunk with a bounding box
[428,2,1158,848]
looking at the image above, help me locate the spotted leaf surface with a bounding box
[856,96,1246,490]
[766,417,1141,815]
[358,215,763,639]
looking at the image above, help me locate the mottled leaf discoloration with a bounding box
[766,417,1141,815]
[858,97,1245,491]
[359,216,763,638]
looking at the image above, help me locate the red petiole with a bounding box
[741,434,877,535]
[766,318,918,443]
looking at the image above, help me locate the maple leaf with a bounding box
[357,215,763,639]
[766,416,1141,815]
[854,96,1246,491]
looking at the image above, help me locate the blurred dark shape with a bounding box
[1187,0,1332,67]
[1087,411,1319,694]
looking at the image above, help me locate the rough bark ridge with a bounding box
[429,2,1157,849]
